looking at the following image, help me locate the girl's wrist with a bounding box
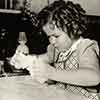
[46,65,56,80]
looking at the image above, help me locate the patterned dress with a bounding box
[47,37,100,100]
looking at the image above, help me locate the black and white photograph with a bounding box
[0,0,100,100]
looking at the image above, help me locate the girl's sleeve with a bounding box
[78,39,99,71]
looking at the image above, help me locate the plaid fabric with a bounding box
[55,51,79,70]
[55,83,99,100]
[53,50,99,100]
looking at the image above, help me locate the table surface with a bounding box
[0,75,99,100]
[0,75,69,100]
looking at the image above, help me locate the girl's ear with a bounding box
[49,21,56,30]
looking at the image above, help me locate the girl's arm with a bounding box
[38,53,50,63]
[47,65,100,86]
[47,43,100,86]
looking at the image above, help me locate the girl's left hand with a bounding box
[34,57,56,84]
[33,58,52,83]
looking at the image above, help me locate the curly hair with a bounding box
[38,0,87,38]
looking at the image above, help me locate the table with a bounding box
[0,75,67,100]
[0,75,97,100]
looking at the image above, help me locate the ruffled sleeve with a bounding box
[78,39,99,70]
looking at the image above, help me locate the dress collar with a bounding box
[69,37,83,52]
[59,37,83,58]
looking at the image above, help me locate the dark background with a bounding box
[0,12,49,59]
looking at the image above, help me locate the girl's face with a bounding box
[43,22,74,51]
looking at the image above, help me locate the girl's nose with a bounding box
[49,36,56,45]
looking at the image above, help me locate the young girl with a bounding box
[10,0,100,100]
[36,0,100,99]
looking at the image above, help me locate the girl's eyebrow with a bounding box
[48,34,60,38]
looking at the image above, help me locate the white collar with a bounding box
[62,37,83,56]
[70,37,83,52]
